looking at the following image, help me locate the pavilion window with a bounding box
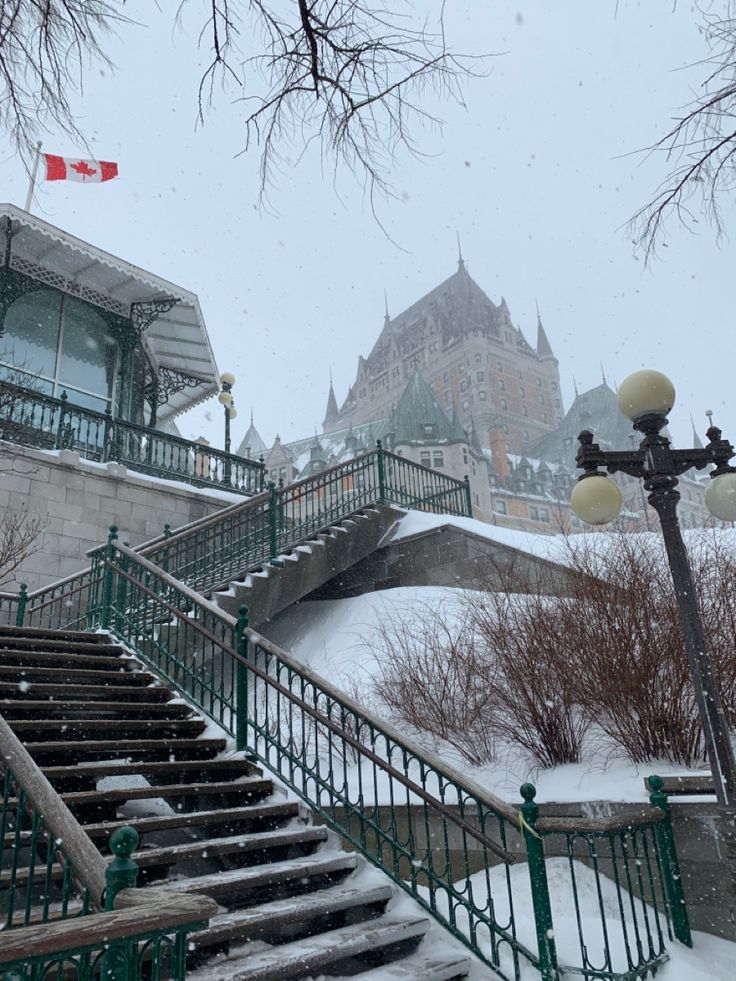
[0,288,118,414]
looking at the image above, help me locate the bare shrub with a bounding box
[546,533,712,767]
[466,586,592,769]
[367,599,497,766]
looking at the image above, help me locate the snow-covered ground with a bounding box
[265,584,714,806]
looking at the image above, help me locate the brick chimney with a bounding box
[489,427,510,481]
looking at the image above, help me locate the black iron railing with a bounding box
[0,379,265,496]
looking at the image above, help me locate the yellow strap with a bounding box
[518,810,543,841]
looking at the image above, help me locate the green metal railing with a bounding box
[89,539,690,981]
[0,693,214,979]
[0,378,265,496]
[136,441,471,595]
[1,762,92,930]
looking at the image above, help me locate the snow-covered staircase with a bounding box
[0,623,471,980]
[209,505,403,629]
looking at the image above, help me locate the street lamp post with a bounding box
[218,372,237,484]
[570,369,736,808]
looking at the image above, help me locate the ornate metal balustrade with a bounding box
[0,379,265,496]
[77,538,691,981]
[0,714,215,980]
[137,442,471,595]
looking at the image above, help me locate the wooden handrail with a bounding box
[536,808,666,835]
[0,889,217,964]
[0,713,107,907]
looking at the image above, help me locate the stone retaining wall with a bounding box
[0,441,236,592]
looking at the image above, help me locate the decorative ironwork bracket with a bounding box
[129,296,178,343]
[146,366,206,410]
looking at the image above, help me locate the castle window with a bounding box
[522,405,528,416]
[495,500,507,515]
[476,371,484,382]
[474,353,482,363]
[445,390,451,403]
[496,361,503,372]
[529,506,539,520]
[443,372,449,383]
[523,430,530,440]
[429,342,437,353]
[552,381,558,390]
[463,448,469,464]
[503,423,509,433]
[433,451,445,468]
[519,385,525,397]
[500,398,508,411]
[542,412,548,422]
[536,377,543,386]
[458,364,465,373]
[479,390,487,401]
[498,379,506,391]
[538,394,545,404]
[462,399,469,410]
[460,380,467,392]
[420,451,431,466]
[422,423,437,437]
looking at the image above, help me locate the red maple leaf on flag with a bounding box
[70,160,97,177]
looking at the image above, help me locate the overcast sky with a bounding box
[1,2,733,454]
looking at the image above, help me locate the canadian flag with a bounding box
[43,154,119,183]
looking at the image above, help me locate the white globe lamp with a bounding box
[570,474,623,526]
[617,370,675,422]
[705,473,736,522]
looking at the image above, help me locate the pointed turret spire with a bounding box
[600,363,608,387]
[322,371,339,431]
[384,290,390,323]
[535,305,555,360]
[691,414,704,449]
[573,376,580,398]
[456,232,465,270]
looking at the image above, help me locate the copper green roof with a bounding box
[388,371,467,444]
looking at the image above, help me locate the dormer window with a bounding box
[422,423,437,437]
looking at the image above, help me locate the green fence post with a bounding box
[100,526,118,632]
[115,543,129,636]
[520,784,559,981]
[463,475,473,516]
[648,775,692,946]
[235,605,250,752]
[162,522,172,574]
[54,391,68,450]
[103,826,139,981]
[14,583,27,627]
[268,481,278,564]
[376,440,386,503]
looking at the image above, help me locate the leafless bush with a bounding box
[467,587,592,769]
[365,530,736,771]
[367,599,497,766]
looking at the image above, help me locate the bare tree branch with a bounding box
[184,0,488,205]
[0,1,128,165]
[631,1,736,260]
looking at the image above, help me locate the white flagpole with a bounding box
[24,142,43,213]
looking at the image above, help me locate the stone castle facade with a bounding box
[322,258,564,455]
[241,257,710,533]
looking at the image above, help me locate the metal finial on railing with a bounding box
[14,583,27,627]
[105,826,140,911]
